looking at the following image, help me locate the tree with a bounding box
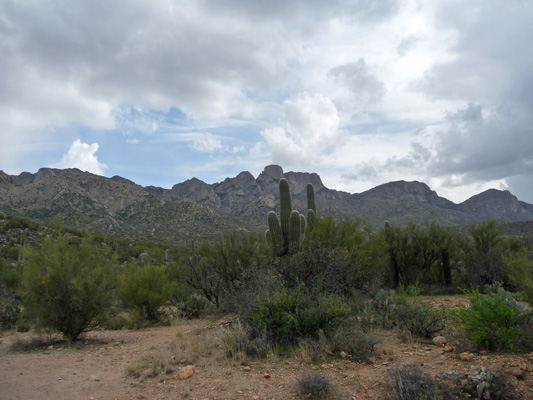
[22,238,116,341]
[462,221,505,286]
[381,222,456,288]
[120,262,173,322]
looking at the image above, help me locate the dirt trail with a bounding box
[1,307,533,400]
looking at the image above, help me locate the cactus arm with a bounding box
[306,183,316,214]
[288,210,302,254]
[267,211,286,256]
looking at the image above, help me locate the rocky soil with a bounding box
[1,301,533,400]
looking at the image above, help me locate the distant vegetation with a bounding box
[1,177,532,359]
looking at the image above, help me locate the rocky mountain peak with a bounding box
[111,175,138,186]
[171,177,220,205]
[461,189,526,213]
[360,180,454,207]
[0,170,13,184]
[256,165,285,195]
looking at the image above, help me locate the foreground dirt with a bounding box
[1,302,533,399]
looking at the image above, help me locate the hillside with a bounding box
[1,166,533,242]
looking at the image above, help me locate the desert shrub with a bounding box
[0,265,22,293]
[22,238,116,340]
[451,288,532,351]
[186,230,269,308]
[247,286,350,345]
[297,372,336,400]
[216,320,271,362]
[370,289,398,327]
[505,249,533,306]
[177,293,210,319]
[328,324,380,362]
[387,365,455,400]
[298,332,329,363]
[462,366,520,400]
[370,287,446,338]
[395,301,447,339]
[288,217,386,297]
[16,321,30,332]
[0,300,21,330]
[120,263,174,324]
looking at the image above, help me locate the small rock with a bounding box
[382,347,394,356]
[90,375,100,382]
[178,365,196,380]
[479,350,487,355]
[47,345,54,350]
[243,366,252,372]
[340,351,347,358]
[433,336,447,346]
[263,373,271,379]
[458,352,472,361]
[506,368,525,380]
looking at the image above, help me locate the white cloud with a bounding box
[51,139,108,175]
[191,133,223,154]
[260,93,343,166]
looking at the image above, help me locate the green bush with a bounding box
[248,286,350,345]
[120,263,174,324]
[452,288,532,351]
[0,300,21,330]
[177,294,210,319]
[22,238,116,340]
[370,288,446,338]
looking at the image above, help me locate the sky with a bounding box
[1,0,533,204]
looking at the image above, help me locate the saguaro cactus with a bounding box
[266,178,308,256]
[306,183,316,228]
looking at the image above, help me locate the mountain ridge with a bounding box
[1,165,532,242]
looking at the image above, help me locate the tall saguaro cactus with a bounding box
[266,178,311,256]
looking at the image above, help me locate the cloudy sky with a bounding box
[1,0,532,203]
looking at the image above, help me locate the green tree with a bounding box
[120,263,173,322]
[381,222,456,288]
[22,238,116,341]
[186,230,268,307]
[288,216,386,297]
[461,221,505,286]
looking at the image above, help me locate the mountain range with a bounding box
[1,165,532,242]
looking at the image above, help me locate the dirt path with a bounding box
[1,315,533,400]
[0,327,178,400]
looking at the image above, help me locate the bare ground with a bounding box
[1,298,533,400]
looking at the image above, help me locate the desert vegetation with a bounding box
[1,179,533,398]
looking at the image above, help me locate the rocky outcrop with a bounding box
[359,180,455,208]
[213,171,261,207]
[458,189,532,222]
[171,178,220,206]
[1,166,533,242]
